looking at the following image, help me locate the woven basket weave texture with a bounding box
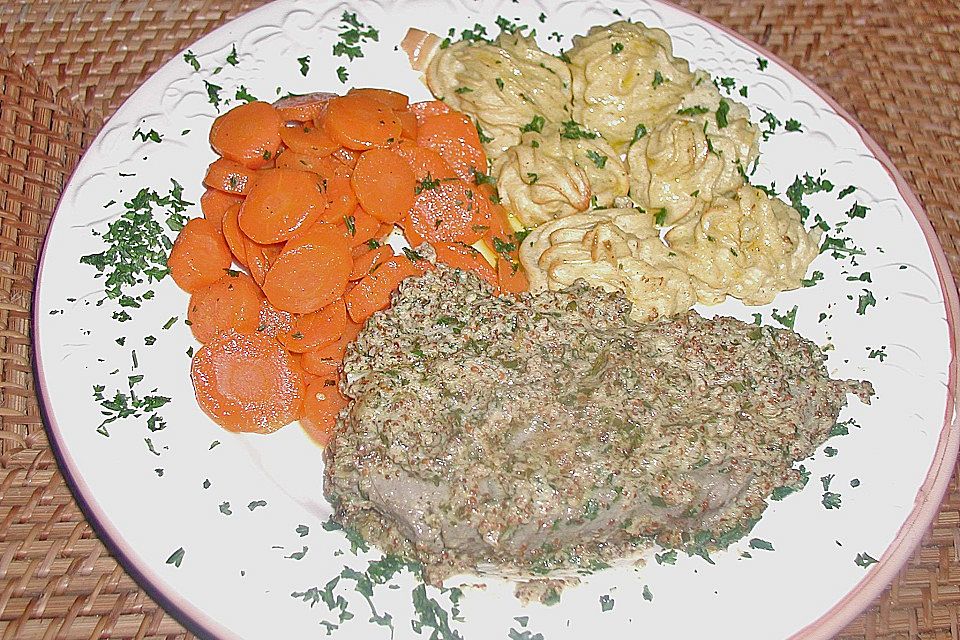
[1,1,958,638]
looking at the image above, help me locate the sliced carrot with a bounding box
[398,215,427,246]
[262,222,352,314]
[340,207,382,247]
[314,175,359,225]
[417,113,488,182]
[238,168,327,244]
[331,147,360,170]
[397,110,419,141]
[244,239,283,287]
[188,272,264,343]
[278,299,347,353]
[191,329,303,433]
[276,151,350,178]
[279,122,339,157]
[392,141,458,182]
[344,256,425,323]
[311,319,364,360]
[299,375,348,446]
[347,88,409,111]
[375,223,394,240]
[273,91,334,122]
[300,352,340,378]
[168,218,233,293]
[324,94,402,150]
[258,298,294,337]
[497,257,529,294]
[408,179,493,244]
[433,242,498,287]
[209,101,283,169]
[221,203,248,267]
[201,188,244,235]
[203,158,256,195]
[348,245,394,281]
[408,100,451,124]
[351,148,417,223]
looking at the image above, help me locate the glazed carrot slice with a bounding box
[209,101,283,169]
[204,158,256,195]
[351,148,417,223]
[201,188,243,235]
[168,218,233,292]
[397,111,419,141]
[331,147,360,170]
[347,87,410,111]
[408,179,493,244]
[408,100,450,124]
[278,298,347,353]
[315,175,359,226]
[244,239,283,287]
[393,141,458,182]
[340,207,382,247]
[262,222,352,314]
[299,375,348,446]
[279,122,339,157]
[348,245,394,281]
[344,256,425,323]
[433,242,498,288]
[258,298,294,337]
[311,318,364,360]
[273,91,335,122]
[187,272,264,343]
[191,329,304,433]
[497,257,529,294]
[417,113,487,182]
[324,94,402,150]
[300,351,341,378]
[276,151,350,178]
[238,168,327,244]
[221,204,248,267]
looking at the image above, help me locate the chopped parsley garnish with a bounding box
[526,172,539,184]
[80,181,191,312]
[748,538,774,551]
[495,77,505,90]
[822,491,842,509]
[642,585,653,602]
[286,546,308,560]
[784,118,803,132]
[298,55,310,76]
[845,202,870,219]
[343,215,356,236]
[851,478,861,488]
[226,45,239,66]
[183,50,200,71]
[717,76,736,93]
[611,42,624,54]
[333,11,379,61]
[652,70,665,87]
[460,23,489,42]
[677,106,709,116]
[234,85,257,103]
[247,500,268,511]
[520,114,545,133]
[415,173,441,194]
[132,128,163,143]
[219,502,232,515]
[475,121,493,143]
[716,99,730,128]
[825,446,838,457]
[586,149,608,168]
[297,524,310,537]
[630,122,648,145]
[801,270,824,287]
[653,208,668,226]
[837,185,857,198]
[759,109,780,140]
[757,57,769,71]
[855,552,878,568]
[867,346,887,361]
[739,85,748,98]
[166,547,185,567]
[655,549,678,565]
[336,66,349,83]
[454,86,473,94]
[771,305,797,329]
[559,119,597,140]
[785,171,834,223]
[204,80,223,110]
[600,594,615,611]
[857,290,877,314]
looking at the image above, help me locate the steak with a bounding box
[323,267,871,580]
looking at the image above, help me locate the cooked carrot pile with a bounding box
[170,89,529,442]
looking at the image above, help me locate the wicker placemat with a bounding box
[1,1,958,638]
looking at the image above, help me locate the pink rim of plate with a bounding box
[31,2,960,639]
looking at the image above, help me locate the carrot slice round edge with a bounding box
[209,101,283,169]
[168,217,233,292]
[407,179,493,245]
[187,272,264,343]
[324,94,402,151]
[238,168,327,244]
[262,222,352,314]
[351,148,417,224]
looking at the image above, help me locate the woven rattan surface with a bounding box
[1,0,958,638]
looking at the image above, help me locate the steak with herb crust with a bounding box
[323,267,871,581]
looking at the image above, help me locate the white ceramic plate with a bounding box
[34,1,960,638]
